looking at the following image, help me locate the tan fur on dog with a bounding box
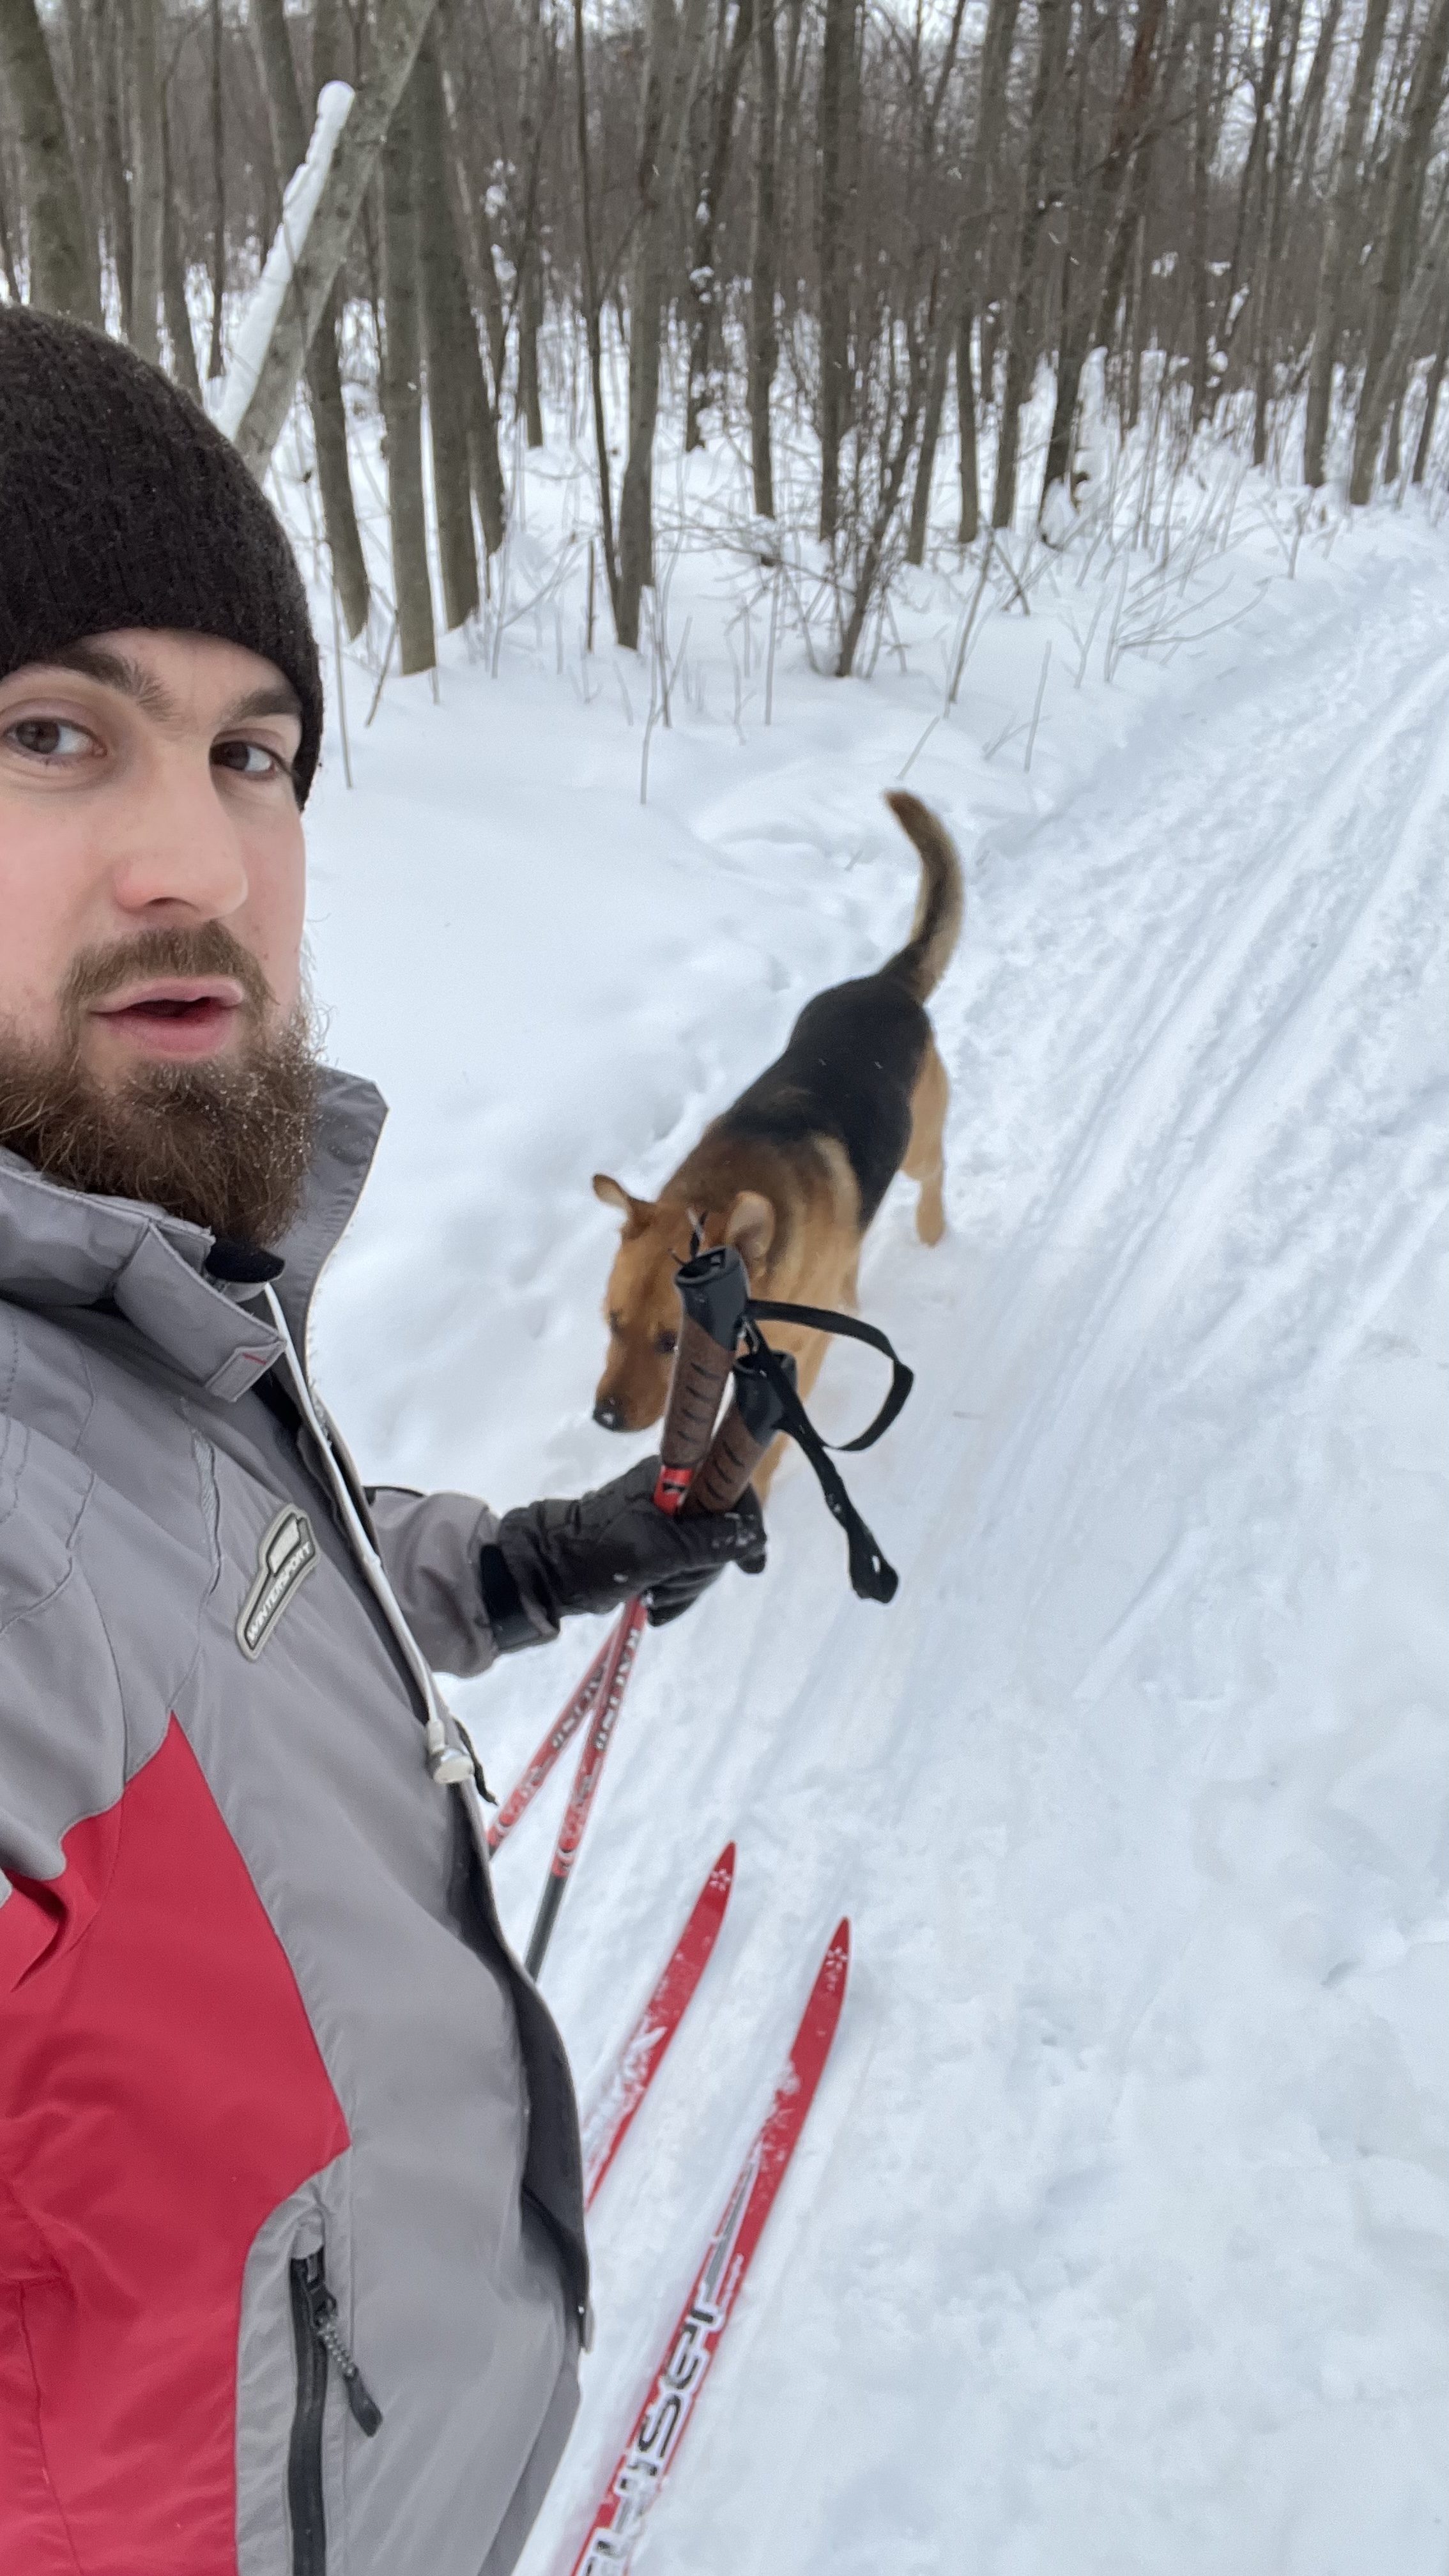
[592,794,961,1491]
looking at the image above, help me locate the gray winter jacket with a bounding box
[0,1069,586,2576]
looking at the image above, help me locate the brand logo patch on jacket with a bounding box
[237,1508,318,1659]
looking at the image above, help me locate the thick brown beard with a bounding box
[0,925,321,1248]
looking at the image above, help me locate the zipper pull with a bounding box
[302,2271,384,2436]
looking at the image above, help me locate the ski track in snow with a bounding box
[304,497,1449,2574]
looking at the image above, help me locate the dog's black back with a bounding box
[720,970,928,1227]
[707,797,962,1232]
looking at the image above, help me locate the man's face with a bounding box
[0,628,319,1243]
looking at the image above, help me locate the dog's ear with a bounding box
[723,1190,776,1273]
[593,1173,654,1236]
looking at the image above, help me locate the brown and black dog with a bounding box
[592,791,963,1490]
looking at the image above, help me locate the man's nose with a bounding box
[111,756,252,919]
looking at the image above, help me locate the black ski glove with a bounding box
[486,1458,766,1644]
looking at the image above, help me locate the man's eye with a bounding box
[7,717,95,760]
[213,739,286,779]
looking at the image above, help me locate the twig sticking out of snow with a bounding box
[1024,642,1052,772]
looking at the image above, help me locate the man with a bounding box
[0,309,764,2576]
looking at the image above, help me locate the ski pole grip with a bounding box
[684,1347,797,1517]
[654,1245,749,1513]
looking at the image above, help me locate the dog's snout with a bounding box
[593,1396,625,1431]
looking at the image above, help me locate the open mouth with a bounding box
[89,979,250,1059]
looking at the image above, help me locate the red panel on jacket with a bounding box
[0,1718,349,2574]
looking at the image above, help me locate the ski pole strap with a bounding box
[742,1334,901,1604]
[744,1300,914,1452]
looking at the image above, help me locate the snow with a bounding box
[289,408,1449,2570]
[211,82,355,443]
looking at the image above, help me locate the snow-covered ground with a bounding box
[293,415,1449,2573]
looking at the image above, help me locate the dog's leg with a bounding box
[904,1039,949,1245]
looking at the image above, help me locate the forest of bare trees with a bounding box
[4,0,1449,678]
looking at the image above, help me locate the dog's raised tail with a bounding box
[880,791,965,1000]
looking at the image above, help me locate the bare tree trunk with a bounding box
[836,343,928,675]
[816,0,855,542]
[250,0,371,638]
[951,0,1021,542]
[615,0,710,650]
[906,282,951,564]
[1189,0,1216,425]
[1252,0,1302,469]
[59,0,103,265]
[956,303,981,540]
[1211,0,1289,406]
[1288,0,1342,207]
[993,0,1070,530]
[1353,180,1449,496]
[160,95,203,399]
[233,0,448,480]
[95,0,133,333]
[1040,0,1166,509]
[1384,378,1406,483]
[1351,0,1449,503]
[424,31,505,556]
[0,0,101,322]
[431,31,509,507]
[381,70,437,675]
[0,155,22,300]
[313,296,374,633]
[514,0,550,448]
[207,0,226,379]
[572,0,619,620]
[747,0,778,516]
[774,0,807,329]
[1303,0,1392,482]
[1413,290,1449,481]
[683,0,753,450]
[415,28,480,626]
[901,0,976,565]
[1095,77,1156,348]
[127,0,165,362]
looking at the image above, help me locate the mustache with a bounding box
[61,923,275,1022]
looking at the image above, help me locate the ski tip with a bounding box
[826,1917,850,1981]
[712,1841,737,1890]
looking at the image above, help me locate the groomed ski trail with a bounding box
[310,525,1449,2575]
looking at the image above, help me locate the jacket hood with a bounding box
[0,1065,387,1402]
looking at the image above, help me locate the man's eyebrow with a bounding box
[219,681,303,730]
[22,645,300,735]
[45,640,177,719]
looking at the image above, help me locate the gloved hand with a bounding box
[492,1458,766,1640]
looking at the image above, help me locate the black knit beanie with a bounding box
[0,307,324,801]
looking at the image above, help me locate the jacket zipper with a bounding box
[287,2250,383,2576]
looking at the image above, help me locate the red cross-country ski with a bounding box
[568,1916,850,2573]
